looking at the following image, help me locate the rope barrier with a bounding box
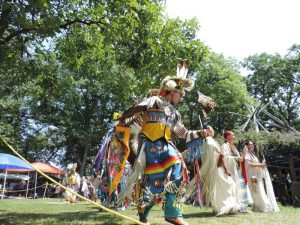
[0,135,144,225]
[0,183,47,193]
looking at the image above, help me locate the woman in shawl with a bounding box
[201,126,239,216]
[242,140,279,212]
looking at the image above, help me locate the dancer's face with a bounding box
[247,142,254,152]
[171,91,182,105]
[226,132,234,143]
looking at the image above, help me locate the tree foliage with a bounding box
[234,130,300,162]
[1,0,212,174]
[0,0,274,175]
[243,45,300,130]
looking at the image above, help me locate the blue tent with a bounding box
[0,153,34,199]
[0,153,34,170]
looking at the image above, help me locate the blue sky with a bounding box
[165,0,300,61]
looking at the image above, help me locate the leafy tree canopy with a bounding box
[243,45,300,130]
[0,0,277,175]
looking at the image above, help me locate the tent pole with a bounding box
[34,171,37,199]
[1,170,8,199]
[1,169,7,199]
[43,182,48,198]
[25,171,30,199]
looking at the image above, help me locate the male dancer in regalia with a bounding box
[118,60,206,225]
[64,163,81,203]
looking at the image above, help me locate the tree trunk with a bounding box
[79,141,89,177]
[0,1,12,40]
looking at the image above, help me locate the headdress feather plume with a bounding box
[177,58,189,79]
[158,58,194,96]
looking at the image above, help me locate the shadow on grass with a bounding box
[0,210,127,225]
[183,211,215,218]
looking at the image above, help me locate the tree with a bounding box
[243,45,300,130]
[2,1,208,175]
[0,0,166,172]
[0,0,252,174]
[27,51,138,174]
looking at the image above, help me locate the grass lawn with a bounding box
[0,198,299,225]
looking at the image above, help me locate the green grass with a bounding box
[0,198,299,225]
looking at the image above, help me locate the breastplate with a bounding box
[141,109,175,141]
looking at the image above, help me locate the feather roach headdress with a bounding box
[67,163,77,171]
[159,59,194,97]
